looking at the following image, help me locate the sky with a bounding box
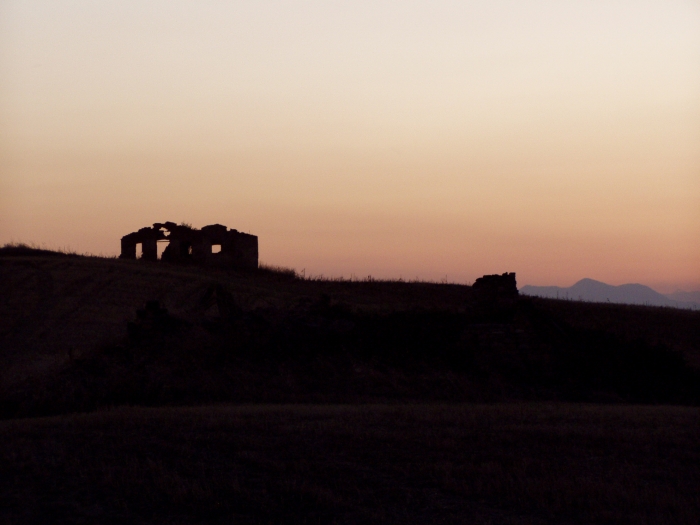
[1,0,698,292]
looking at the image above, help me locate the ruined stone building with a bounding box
[120,222,258,269]
[472,272,518,298]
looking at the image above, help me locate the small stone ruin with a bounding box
[120,222,258,269]
[473,272,518,298]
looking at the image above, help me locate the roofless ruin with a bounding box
[120,222,258,269]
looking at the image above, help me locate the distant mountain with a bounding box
[520,278,699,309]
[666,290,700,304]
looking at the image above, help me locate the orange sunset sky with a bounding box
[1,1,698,292]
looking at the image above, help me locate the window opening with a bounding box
[212,244,221,254]
[157,241,168,260]
[136,243,142,259]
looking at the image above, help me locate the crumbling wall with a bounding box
[223,231,258,270]
[473,272,518,298]
[120,222,258,270]
[120,226,166,262]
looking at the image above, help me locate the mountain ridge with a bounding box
[521,278,699,309]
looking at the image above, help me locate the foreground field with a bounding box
[2,403,699,524]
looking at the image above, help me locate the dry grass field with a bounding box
[2,403,699,524]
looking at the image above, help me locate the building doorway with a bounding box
[157,240,169,260]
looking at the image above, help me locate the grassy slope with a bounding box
[2,403,699,525]
[0,255,458,374]
[0,254,471,383]
[1,253,700,417]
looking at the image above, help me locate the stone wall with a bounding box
[120,222,258,270]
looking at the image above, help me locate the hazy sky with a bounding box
[1,1,699,291]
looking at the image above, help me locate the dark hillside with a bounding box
[1,252,699,417]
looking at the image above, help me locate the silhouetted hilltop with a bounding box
[0,243,78,258]
[521,278,699,309]
[1,250,699,418]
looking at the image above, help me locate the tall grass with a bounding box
[0,242,117,259]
